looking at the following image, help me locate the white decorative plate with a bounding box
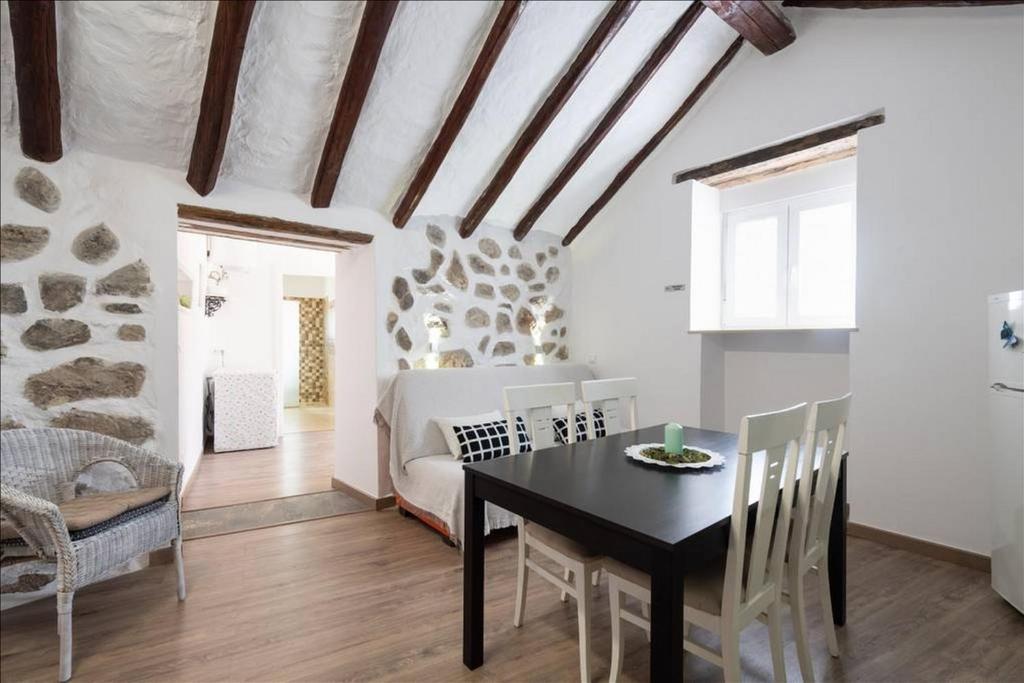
[624,443,725,470]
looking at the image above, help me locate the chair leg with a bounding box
[561,567,571,603]
[767,600,787,683]
[174,536,187,601]
[816,559,841,657]
[574,567,593,683]
[608,579,624,683]
[721,627,742,683]
[789,568,815,683]
[514,528,528,628]
[641,601,651,642]
[57,590,74,682]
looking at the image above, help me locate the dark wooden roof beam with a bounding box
[8,0,62,162]
[702,1,795,55]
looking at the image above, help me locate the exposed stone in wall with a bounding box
[548,247,558,257]
[496,312,512,334]
[25,357,146,408]
[523,353,538,366]
[508,245,521,260]
[556,345,568,360]
[478,238,501,259]
[559,326,566,337]
[546,305,565,324]
[477,335,490,354]
[395,327,412,352]
[15,167,61,213]
[1,571,56,593]
[439,349,473,368]
[426,223,446,248]
[529,295,548,308]
[117,324,146,341]
[1,224,50,262]
[542,342,556,355]
[419,283,445,294]
[50,409,154,445]
[529,283,545,292]
[500,284,520,302]
[515,307,535,335]
[1,283,28,314]
[516,263,536,282]
[446,252,468,290]
[398,358,410,371]
[21,319,91,351]
[71,223,120,265]
[412,249,444,284]
[96,260,153,297]
[386,311,398,333]
[433,301,452,313]
[465,307,490,328]
[536,252,547,267]
[104,303,142,314]
[500,264,510,276]
[392,276,414,311]
[546,267,560,284]
[0,416,25,430]
[492,341,515,357]
[468,253,494,276]
[39,273,86,312]
[474,283,494,299]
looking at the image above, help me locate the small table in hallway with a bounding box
[462,424,847,682]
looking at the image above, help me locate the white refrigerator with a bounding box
[988,291,1024,614]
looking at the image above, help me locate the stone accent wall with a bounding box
[296,297,327,404]
[386,217,571,371]
[0,165,157,447]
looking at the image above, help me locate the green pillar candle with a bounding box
[664,422,684,454]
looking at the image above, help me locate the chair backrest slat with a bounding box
[503,382,577,451]
[723,403,806,619]
[794,393,851,566]
[580,377,638,438]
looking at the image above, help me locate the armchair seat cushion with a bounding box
[59,486,171,531]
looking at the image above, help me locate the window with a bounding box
[722,187,855,330]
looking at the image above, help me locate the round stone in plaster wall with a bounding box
[516,263,536,282]
[1,224,50,262]
[21,319,91,351]
[439,349,473,368]
[546,266,560,284]
[500,264,510,276]
[39,273,86,312]
[528,283,545,292]
[426,224,446,248]
[556,345,569,361]
[95,260,153,297]
[14,167,61,213]
[395,327,412,352]
[507,245,522,260]
[446,252,468,290]
[468,254,494,276]
[474,283,494,299]
[478,238,501,259]
[72,223,120,265]
[477,335,490,354]
[398,358,410,371]
[24,357,146,408]
[545,305,565,324]
[50,409,154,445]
[515,307,535,335]
[500,284,520,302]
[386,311,398,333]
[392,277,414,311]
[1,283,28,314]
[536,252,547,267]
[548,246,559,257]
[117,324,146,342]
[433,301,452,314]
[105,303,142,314]
[1,416,25,430]
[496,312,512,334]
[412,249,444,284]
[492,341,515,357]
[465,307,490,328]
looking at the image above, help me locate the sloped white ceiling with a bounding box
[0,0,740,239]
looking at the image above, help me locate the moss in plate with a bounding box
[639,446,711,465]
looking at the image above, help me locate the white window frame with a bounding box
[787,187,857,328]
[721,202,789,329]
[721,186,856,331]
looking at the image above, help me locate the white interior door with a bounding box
[282,300,300,407]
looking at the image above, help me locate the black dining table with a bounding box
[462,424,847,682]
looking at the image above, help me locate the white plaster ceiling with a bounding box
[0,0,740,238]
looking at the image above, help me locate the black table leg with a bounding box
[828,457,847,626]
[463,471,485,668]
[649,548,684,682]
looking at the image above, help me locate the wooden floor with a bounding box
[1,511,1021,682]
[181,430,335,511]
[282,405,334,434]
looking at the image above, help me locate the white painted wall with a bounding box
[573,6,1024,554]
[176,232,209,487]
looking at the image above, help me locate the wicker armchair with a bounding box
[0,428,186,681]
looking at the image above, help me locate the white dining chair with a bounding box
[580,377,638,439]
[605,402,807,683]
[787,393,851,682]
[504,382,603,683]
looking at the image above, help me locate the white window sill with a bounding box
[689,327,858,334]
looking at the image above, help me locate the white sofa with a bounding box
[376,364,596,545]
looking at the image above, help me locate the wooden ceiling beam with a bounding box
[8,0,62,162]
[186,0,257,196]
[512,3,705,242]
[672,112,884,185]
[561,37,744,247]
[458,0,638,239]
[392,0,526,229]
[311,1,400,209]
[177,204,374,246]
[702,1,795,55]
[783,1,1022,7]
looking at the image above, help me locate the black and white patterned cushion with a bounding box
[453,416,532,463]
[554,410,605,444]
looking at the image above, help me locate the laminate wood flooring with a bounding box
[1,510,1020,682]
